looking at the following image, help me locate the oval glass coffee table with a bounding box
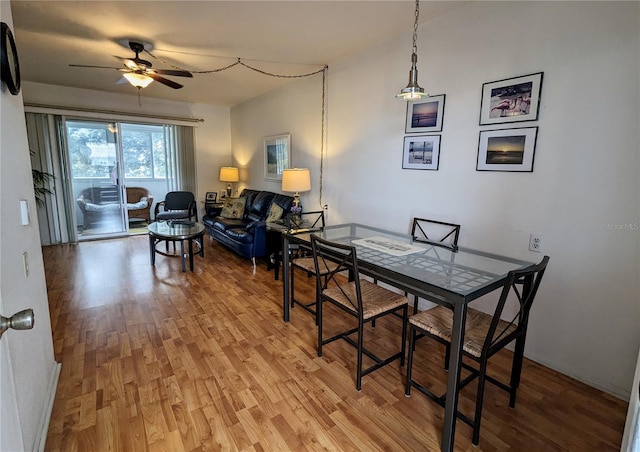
[148,220,205,272]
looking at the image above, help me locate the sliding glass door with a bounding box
[26,112,194,244]
[66,120,127,238]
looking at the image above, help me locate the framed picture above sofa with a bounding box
[264,133,290,181]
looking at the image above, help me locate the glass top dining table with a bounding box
[281,223,534,452]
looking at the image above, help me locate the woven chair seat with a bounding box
[323,279,408,320]
[409,305,517,358]
[292,256,338,274]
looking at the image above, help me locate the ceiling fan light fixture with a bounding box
[123,72,153,88]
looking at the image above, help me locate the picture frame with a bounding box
[264,133,291,181]
[402,135,441,170]
[476,127,538,172]
[219,190,227,200]
[479,72,543,125]
[205,191,217,202]
[405,94,445,133]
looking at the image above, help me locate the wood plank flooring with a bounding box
[43,235,628,451]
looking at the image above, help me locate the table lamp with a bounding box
[219,166,239,197]
[282,168,311,208]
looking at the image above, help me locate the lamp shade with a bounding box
[123,72,154,88]
[219,166,239,182]
[282,168,311,193]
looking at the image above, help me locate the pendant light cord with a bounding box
[318,66,327,208]
[412,0,420,57]
[143,51,329,208]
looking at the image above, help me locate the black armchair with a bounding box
[154,191,197,222]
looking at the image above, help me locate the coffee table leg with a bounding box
[180,240,186,272]
[149,235,156,265]
[188,238,195,271]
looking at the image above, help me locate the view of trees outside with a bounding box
[67,120,167,179]
[121,125,167,179]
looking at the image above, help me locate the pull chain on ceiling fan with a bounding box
[69,41,193,90]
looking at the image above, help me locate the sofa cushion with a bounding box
[265,203,284,223]
[84,202,119,212]
[271,193,295,216]
[127,197,148,210]
[246,191,276,222]
[210,217,245,233]
[220,197,246,219]
[225,228,254,244]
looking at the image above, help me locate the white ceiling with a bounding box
[10,1,468,107]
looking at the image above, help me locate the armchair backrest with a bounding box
[155,191,197,221]
[163,191,195,211]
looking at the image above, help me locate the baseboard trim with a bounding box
[34,361,61,452]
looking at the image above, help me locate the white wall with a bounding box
[22,82,233,219]
[230,1,640,399]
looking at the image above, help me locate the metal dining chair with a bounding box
[311,234,409,390]
[405,255,550,445]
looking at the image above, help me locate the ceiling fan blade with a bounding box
[147,73,183,89]
[151,69,193,78]
[69,64,121,70]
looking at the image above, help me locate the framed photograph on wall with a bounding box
[476,127,538,172]
[264,133,291,181]
[205,191,217,202]
[402,135,441,170]
[479,72,543,125]
[405,94,446,133]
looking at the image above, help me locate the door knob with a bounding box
[0,309,34,340]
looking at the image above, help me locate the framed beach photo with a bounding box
[479,72,543,125]
[264,133,290,181]
[405,94,445,133]
[402,135,441,170]
[476,127,538,172]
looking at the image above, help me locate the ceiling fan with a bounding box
[69,41,193,89]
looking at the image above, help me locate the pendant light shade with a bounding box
[396,0,428,100]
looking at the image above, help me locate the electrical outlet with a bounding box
[323,204,329,210]
[529,234,542,253]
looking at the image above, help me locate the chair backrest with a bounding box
[483,255,550,356]
[411,217,461,251]
[311,234,364,315]
[287,210,326,231]
[163,191,195,211]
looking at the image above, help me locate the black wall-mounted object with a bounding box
[1,22,21,95]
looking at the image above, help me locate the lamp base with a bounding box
[226,183,232,198]
[292,193,301,208]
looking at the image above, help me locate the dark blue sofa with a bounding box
[203,189,294,264]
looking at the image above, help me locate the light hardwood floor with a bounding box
[43,235,627,451]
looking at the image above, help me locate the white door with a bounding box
[0,4,59,450]
[622,346,640,451]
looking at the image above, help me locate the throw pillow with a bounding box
[265,203,284,223]
[220,197,246,219]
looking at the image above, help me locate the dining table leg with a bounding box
[442,299,467,452]
[282,234,290,322]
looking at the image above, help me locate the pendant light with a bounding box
[396,0,428,101]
